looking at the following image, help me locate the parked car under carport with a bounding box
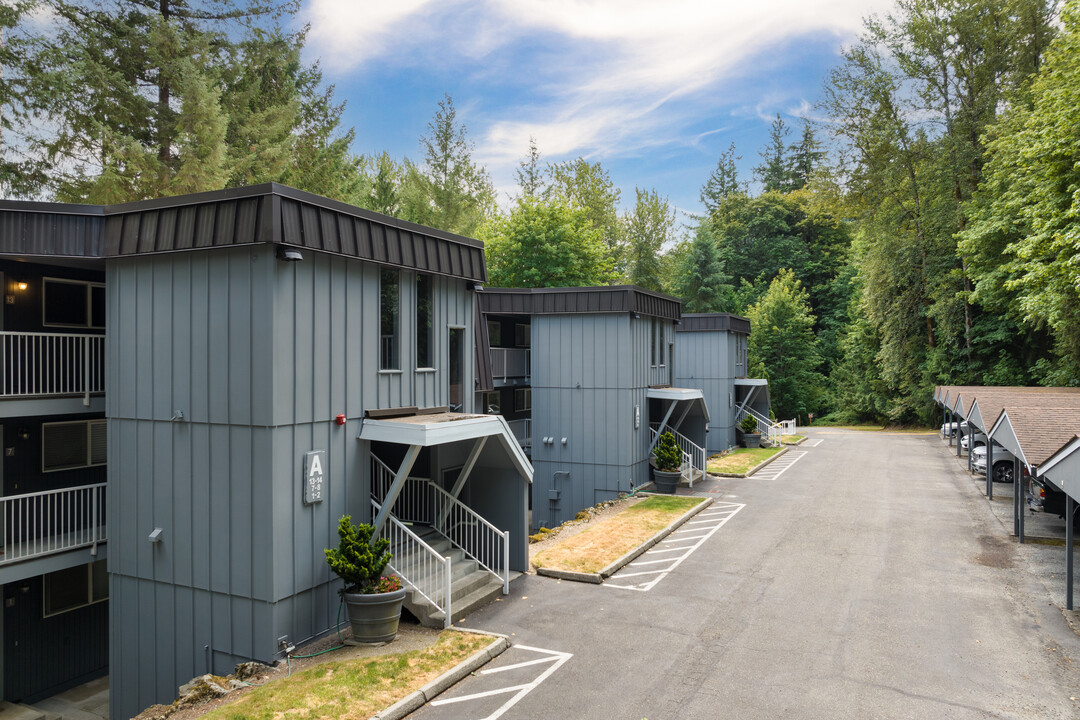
[971,443,1014,483]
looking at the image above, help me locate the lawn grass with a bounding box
[532,495,704,574]
[706,446,784,475]
[814,425,936,433]
[201,631,490,720]
[780,434,805,444]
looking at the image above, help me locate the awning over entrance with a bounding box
[359,412,533,536]
[646,387,709,423]
[646,387,709,459]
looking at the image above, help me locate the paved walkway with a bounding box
[412,428,1080,719]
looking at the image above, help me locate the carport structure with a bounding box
[934,385,1080,609]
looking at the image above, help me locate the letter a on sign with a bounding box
[303,450,326,505]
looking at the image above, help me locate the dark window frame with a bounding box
[43,560,108,618]
[487,320,502,347]
[42,418,107,473]
[416,274,434,369]
[515,387,532,412]
[42,277,106,330]
[380,268,401,371]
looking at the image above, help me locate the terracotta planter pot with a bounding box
[342,587,406,643]
[652,468,681,494]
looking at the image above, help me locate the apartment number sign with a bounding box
[304,450,326,505]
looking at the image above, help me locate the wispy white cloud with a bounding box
[306,0,893,201]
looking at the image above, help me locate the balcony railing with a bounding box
[507,418,531,449]
[0,332,105,402]
[489,347,530,382]
[0,483,107,565]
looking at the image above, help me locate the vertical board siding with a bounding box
[675,330,738,452]
[531,314,650,528]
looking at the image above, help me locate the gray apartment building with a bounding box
[476,287,711,530]
[0,185,531,718]
[674,313,771,453]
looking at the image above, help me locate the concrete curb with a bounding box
[782,436,808,446]
[371,631,511,720]
[599,497,713,578]
[710,446,789,478]
[533,497,714,584]
[535,566,603,583]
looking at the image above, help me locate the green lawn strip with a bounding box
[780,434,805,444]
[532,496,704,574]
[810,423,934,433]
[707,446,784,475]
[201,631,490,720]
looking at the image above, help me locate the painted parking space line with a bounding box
[423,644,573,720]
[752,450,807,481]
[605,501,745,592]
[806,438,824,447]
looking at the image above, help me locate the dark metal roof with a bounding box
[479,286,681,321]
[0,203,105,258]
[677,313,751,334]
[0,184,487,282]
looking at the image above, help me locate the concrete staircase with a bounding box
[391,526,505,628]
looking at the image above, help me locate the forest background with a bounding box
[2,0,1078,425]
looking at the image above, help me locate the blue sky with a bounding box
[302,0,893,221]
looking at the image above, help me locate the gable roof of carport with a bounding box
[987,396,1080,471]
[1035,436,1080,499]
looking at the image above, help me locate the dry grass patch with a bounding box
[780,434,805,444]
[706,447,784,475]
[532,495,704,574]
[200,631,490,720]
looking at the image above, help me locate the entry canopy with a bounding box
[646,387,709,422]
[360,412,533,482]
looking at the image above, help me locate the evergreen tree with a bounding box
[549,157,623,277]
[746,269,823,421]
[514,137,544,200]
[401,94,495,236]
[699,142,741,215]
[788,122,823,191]
[482,197,613,288]
[623,187,674,291]
[672,225,730,312]
[0,0,49,197]
[754,114,792,193]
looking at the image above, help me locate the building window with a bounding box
[42,419,106,473]
[43,278,105,329]
[515,387,532,412]
[483,391,500,414]
[514,323,531,348]
[487,320,502,346]
[736,335,746,370]
[650,318,658,366]
[380,269,400,370]
[43,560,108,617]
[416,274,433,368]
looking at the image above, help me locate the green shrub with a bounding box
[324,515,393,594]
[654,432,682,472]
[739,415,759,434]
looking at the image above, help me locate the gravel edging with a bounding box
[535,497,714,584]
[710,446,789,478]
[370,630,511,720]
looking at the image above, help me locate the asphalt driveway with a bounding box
[411,428,1080,719]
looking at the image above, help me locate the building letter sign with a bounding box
[303,450,326,505]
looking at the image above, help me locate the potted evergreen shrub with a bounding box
[740,414,762,448]
[652,431,683,494]
[325,515,406,644]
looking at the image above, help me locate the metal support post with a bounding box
[1013,456,1020,537]
[948,409,953,447]
[956,422,962,458]
[986,440,993,500]
[1019,462,1026,544]
[1067,494,1074,611]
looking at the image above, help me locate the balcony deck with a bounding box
[0,331,105,414]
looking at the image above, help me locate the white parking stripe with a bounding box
[428,644,573,720]
[752,450,807,480]
[605,502,745,592]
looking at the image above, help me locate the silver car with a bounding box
[972,443,1015,483]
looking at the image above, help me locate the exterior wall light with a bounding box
[16,281,27,291]
[277,247,303,262]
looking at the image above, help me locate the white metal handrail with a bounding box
[507,418,532,449]
[779,419,797,435]
[372,456,434,523]
[0,483,106,565]
[489,347,530,382]
[0,331,105,402]
[430,483,510,595]
[738,407,782,446]
[371,499,452,629]
[650,424,706,488]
